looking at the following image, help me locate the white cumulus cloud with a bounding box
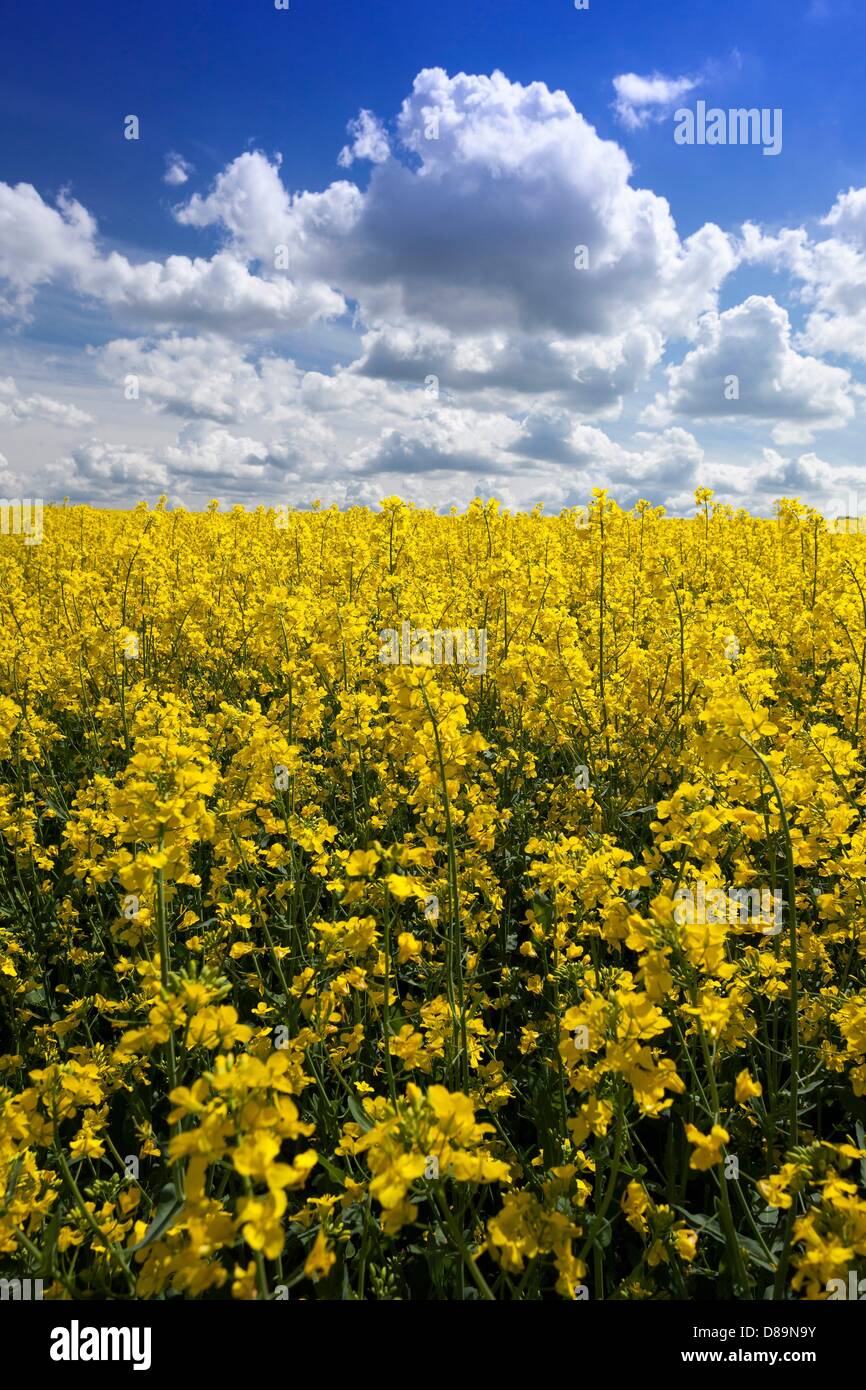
[643,296,856,443]
[338,110,390,167]
[0,377,92,427]
[164,153,193,186]
[612,71,698,129]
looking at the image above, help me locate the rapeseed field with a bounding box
[1,492,865,1301]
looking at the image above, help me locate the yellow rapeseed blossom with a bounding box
[1,494,865,1301]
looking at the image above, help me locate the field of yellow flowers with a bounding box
[2,491,866,1302]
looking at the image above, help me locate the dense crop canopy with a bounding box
[1,491,866,1300]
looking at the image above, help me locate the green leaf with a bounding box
[672,1206,723,1243]
[734,1235,776,1274]
[856,1120,866,1187]
[315,1152,350,1185]
[127,1183,183,1254]
[346,1093,374,1132]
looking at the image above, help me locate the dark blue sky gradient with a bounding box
[2,0,864,262]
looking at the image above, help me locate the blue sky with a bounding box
[2,0,866,513]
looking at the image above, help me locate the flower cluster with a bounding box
[0,491,865,1300]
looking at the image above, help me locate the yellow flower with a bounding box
[383,873,419,900]
[396,931,423,964]
[186,1004,253,1051]
[675,1227,699,1263]
[238,1191,287,1260]
[345,849,380,877]
[685,1123,730,1171]
[735,1069,763,1104]
[231,1262,260,1300]
[304,1229,337,1283]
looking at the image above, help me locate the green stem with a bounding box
[382,886,397,1103]
[433,1185,495,1300]
[419,678,469,1092]
[738,738,800,1149]
[52,1106,136,1295]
